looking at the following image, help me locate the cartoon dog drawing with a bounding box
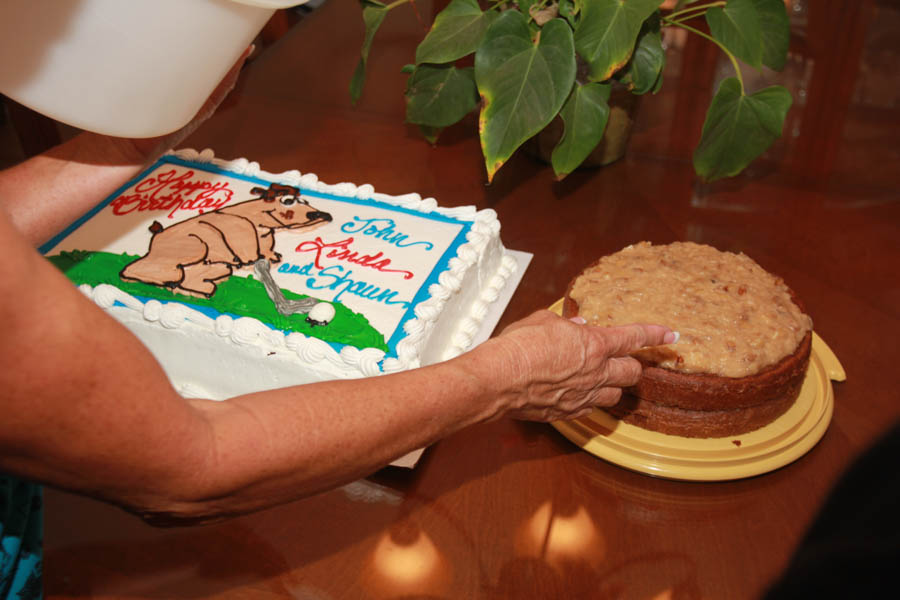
[120,182,332,298]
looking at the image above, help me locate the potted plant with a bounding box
[352,0,792,183]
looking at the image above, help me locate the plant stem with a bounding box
[666,1,726,22]
[666,12,708,26]
[665,20,744,93]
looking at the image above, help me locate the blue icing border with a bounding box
[42,154,475,363]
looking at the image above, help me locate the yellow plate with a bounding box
[548,299,844,481]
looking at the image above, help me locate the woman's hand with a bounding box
[467,310,675,422]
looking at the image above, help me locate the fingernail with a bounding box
[664,331,680,344]
[569,316,587,325]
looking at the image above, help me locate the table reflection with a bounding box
[366,520,449,598]
[516,500,605,570]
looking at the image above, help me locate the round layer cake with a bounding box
[563,242,813,438]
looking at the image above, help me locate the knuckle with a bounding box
[584,330,610,359]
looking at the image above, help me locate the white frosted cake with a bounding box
[41,149,517,399]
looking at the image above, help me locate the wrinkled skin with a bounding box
[475,310,673,422]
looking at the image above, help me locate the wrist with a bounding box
[449,339,523,420]
[92,134,160,166]
[49,131,153,168]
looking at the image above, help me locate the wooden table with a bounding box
[44,1,900,598]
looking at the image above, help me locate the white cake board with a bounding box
[389,250,533,468]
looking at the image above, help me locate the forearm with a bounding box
[150,335,533,524]
[167,353,504,523]
[0,132,149,246]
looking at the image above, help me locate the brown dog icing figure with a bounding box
[120,183,331,298]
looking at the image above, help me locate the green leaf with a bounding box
[752,0,790,71]
[617,16,664,95]
[551,82,611,179]
[416,0,498,65]
[350,1,389,104]
[405,65,478,127]
[574,0,662,82]
[475,12,576,182]
[706,0,762,69]
[518,0,540,15]
[693,77,792,181]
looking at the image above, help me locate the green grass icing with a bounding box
[48,250,389,352]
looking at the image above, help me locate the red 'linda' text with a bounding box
[295,237,415,280]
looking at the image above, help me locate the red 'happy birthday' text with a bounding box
[109,169,234,218]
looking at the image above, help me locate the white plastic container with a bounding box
[0,0,303,138]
